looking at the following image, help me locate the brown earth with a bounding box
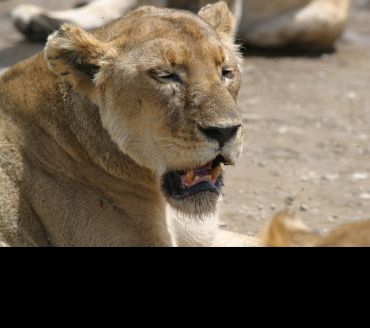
[1,0,370,239]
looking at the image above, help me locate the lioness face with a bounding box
[46,2,243,216]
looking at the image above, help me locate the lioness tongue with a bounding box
[182,163,222,188]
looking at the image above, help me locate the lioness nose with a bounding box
[199,124,241,147]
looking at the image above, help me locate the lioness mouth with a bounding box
[162,155,229,200]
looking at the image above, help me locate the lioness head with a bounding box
[45,2,243,217]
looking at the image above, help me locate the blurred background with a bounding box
[0,0,369,237]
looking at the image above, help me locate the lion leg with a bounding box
[240,0,350,49]
[11,0,138,41]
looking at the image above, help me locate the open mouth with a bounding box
[162,155,229,200]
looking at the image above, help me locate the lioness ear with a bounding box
[198,1,237,41]
[45,24,116,94]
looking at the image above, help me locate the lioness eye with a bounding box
[222,68,234,80]
[150,70,182,84]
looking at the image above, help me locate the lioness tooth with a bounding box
[211,165,222,180]
[186,171,195,183]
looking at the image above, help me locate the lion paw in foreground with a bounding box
[213,211,370,247]
[0,2,244,246]
[261,211,370,247]
[12,0,349,50]
[214,211,370,247]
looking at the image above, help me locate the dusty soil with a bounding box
[1,0,370,239]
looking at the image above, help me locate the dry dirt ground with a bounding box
[0,0,370,240]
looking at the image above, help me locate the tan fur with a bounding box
[0,3,243,247]
[262,211,370,247]
[12,0,349,49]
[213,229,259,247]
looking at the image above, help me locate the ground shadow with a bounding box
[0,41,44,68]
[237,39,336,59]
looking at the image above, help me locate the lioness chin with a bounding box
[0,2,243,246]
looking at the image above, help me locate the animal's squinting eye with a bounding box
[222,68,234,80]
[149,70,182,84]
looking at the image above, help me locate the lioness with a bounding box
[0,2,243,246]
[12,0,349,49]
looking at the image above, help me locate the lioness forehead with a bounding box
[95,6,226,59]
[100,6,215,39]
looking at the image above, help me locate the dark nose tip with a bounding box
[199,124,241,147]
